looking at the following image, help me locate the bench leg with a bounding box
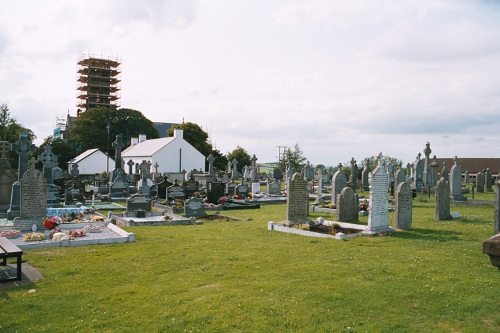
[15,254,22,281]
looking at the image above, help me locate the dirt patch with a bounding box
[296,224,362,236]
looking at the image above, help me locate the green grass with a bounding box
[1,194,499,333]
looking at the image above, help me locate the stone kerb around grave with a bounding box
[283,172,310,227]
[394,182,412,230]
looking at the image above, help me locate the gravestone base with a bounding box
[361,226,394,235]
[13,217,45,232]
[451,195,467,202]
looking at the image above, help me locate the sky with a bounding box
[1,0,500,167]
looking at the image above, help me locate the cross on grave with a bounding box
[424,142,432,158]
[337,162,343,170]
[417,152,421,161]
[28,156,37,171]
[232,159,238,171]
[127,160,134,174]
[377,152,383,166]
[207,154,215,175]
[0,141,10,159]
[112,134,125,169]
[154,162,159,175]
[70,163,79,179]
[12,132,36,181]
[147,161,152,173]
[38,144,58,184]
[139,160,149,179]
[453,156,458,165]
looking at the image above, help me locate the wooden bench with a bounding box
[0,236,23,282]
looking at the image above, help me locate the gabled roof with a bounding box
[435,158,500,174]
[122,137,175,157]
[70,148,110,164]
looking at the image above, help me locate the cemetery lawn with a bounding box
[1,197,499,332]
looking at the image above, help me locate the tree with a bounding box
[226,146,251,174]
[0,103,36,143]
[361,154,402,172]
[0,103,36,170]
[280,143,307,172]
[211,148,228,173]
[70,108,159,154]
[34,136,77,171]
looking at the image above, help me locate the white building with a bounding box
[68,148,114,176]
[121,129,205,174]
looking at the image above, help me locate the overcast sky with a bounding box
[1,0,500,166]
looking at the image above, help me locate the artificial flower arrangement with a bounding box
[83,225,103,233]
[89,215,105,222]
[24,233,45,241]
[0,229,21,238]
[68,229,86,237]
[43,216,62,229]
[218,196,229,204]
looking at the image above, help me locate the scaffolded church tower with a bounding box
[77,55,121,110]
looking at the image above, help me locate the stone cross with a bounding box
[232,159,238,171]
[12,132,36,180]
[147,161,152,173]
[70,163,79,179]
[28,156,37,171]
[207,154,215,175]
[37,144,58,184]
[377,152,383,166]
[154,162,159,175]
[453,156,458,165]
[139,160,149,179]
[127,159,134,174]
[0,141,10,159]
[112,134,125,170]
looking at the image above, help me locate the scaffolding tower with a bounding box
[77,54,121,110]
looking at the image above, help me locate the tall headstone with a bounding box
[476,172,485,193]
[331,163,347,205]
[414,153,424,192]
[367,154,391,233]
[394,182,412,229]
[464,170,470,184]
[394,167,406,196]
[283,173,309,226]
[8,132,36,219]
[362,163,370,191]
[206,182,225,204]
[20,157,47,218]
[303,161,314,181]
[485,168,493,192]
[336,187,359,223]
[250,154,259,182]
[423,142,432,187]
[0,141,17,212]
[316,168,324,196]
[441,162,449,182]
[435,177,451,220]
[494,181,500,233]
[138,160,151,196]
[273,168,283,181]
[430,155,439,187]
[207,154,215,176]
[109,134,128,196]
[231,159,239,180]
[449,157,466,201]
[349,157,358,190]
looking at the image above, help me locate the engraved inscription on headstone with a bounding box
[20,162,47,217]
[284,173,309,226]
[368,165,390,232]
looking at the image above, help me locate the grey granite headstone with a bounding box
[235,183,249,198]
[273,168,283,181]
[414,158,424,192]
[226,181,237,196]
[394,182,412,229]
[331,165,347,205]
[184,198,206,218]
[166,182,185,200]
[283,172,309,226]
[184,179,199,198]
[267,180,281,195]
[393,168,406,197]
[435,177,451,220]
[485,168,493,192]
[476,172,485,193]
[449,159,466,201]
[362,164,370,191]
[368,162,391,233]
[464,170,469,184]
[336,186,358,223]
[430,155,439,187]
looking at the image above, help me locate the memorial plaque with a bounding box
[267,181,281,195]
[184,198,206,218]
[20,167,47,217]
[394,182,412,229]
[236,184,249,198]
[226,182,237,196]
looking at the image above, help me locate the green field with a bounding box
[1,192,499,332]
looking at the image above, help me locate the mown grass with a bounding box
[0,192,499,332]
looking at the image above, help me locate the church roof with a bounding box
[435,158,500,174]
[122,137,175,157]
[70,148,111,164]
